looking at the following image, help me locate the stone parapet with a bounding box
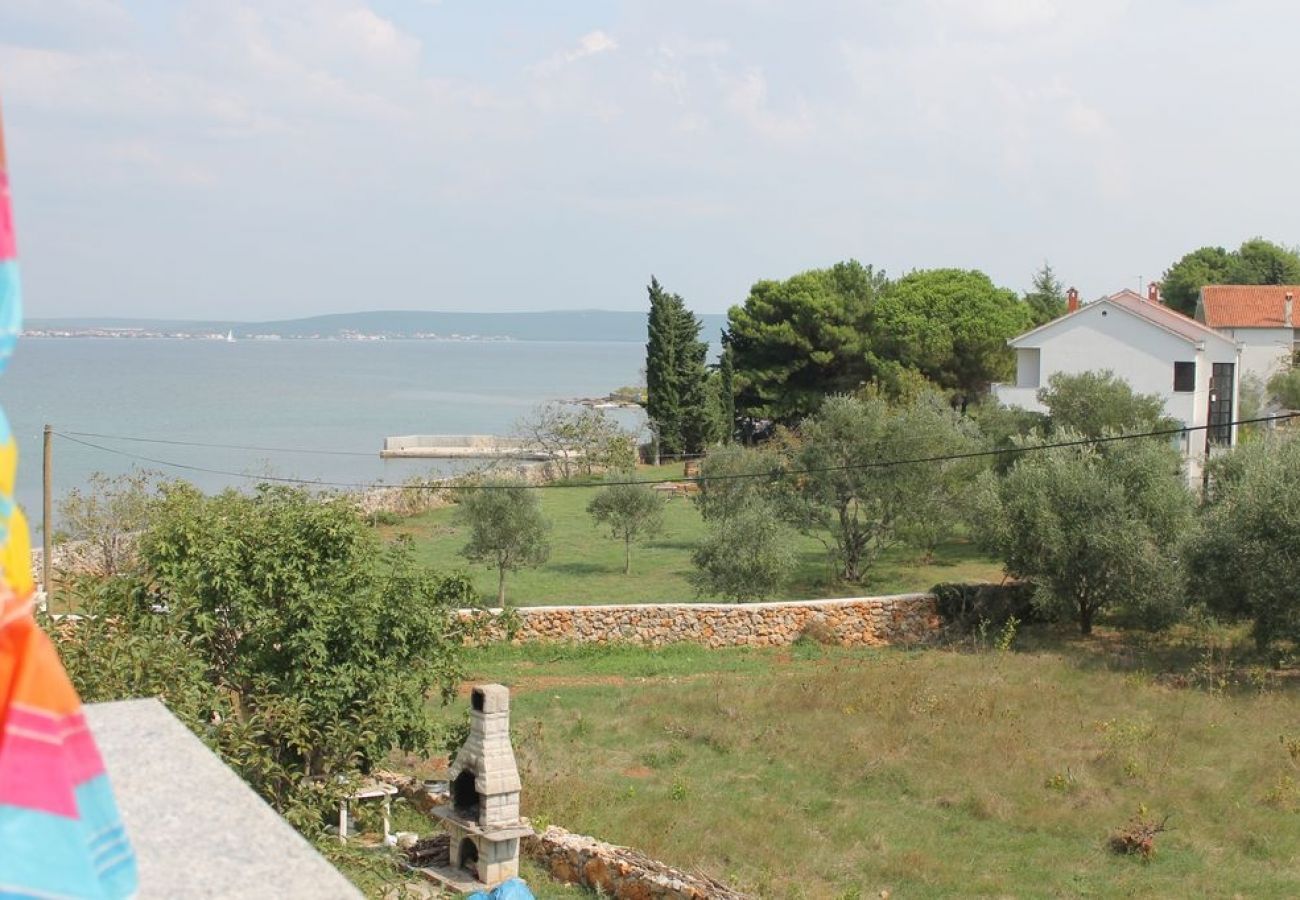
[458,593,940,648]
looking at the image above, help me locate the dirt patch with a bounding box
[621,766,654,778]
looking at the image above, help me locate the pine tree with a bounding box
[1024,262,1066,325]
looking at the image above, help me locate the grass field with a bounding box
[407,628,1300,898]
[377,464,1004,606]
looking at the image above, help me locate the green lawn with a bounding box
[378,464,1004,606]
[416,629,1300,898]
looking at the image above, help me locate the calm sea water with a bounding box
[3,338,646,516]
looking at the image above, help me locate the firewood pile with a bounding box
[404,834,450,869]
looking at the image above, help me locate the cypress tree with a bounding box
[645,277,683,457]
[715,340,736,445]
[645,276,713,456]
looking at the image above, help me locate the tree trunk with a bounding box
[497,566,507,607]
[1079,600,1093,635]
[624,536,631,575]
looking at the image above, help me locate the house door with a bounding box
[1208,363,1234,446]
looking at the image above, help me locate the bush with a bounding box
[932,581,1040,631]
[1038,371,1174,438]
[55,482,476,834]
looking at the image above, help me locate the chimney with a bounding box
[1148,282,1161,304]
[1067,287,1080,313]
[1286,291,1294,328]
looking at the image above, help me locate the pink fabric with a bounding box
[0,173,14,262]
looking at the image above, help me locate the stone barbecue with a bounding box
[431,684,531,891]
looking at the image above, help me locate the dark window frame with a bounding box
[1173,361,1196,393]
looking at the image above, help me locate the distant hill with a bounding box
[27,309,730,343]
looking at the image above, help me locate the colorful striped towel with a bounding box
[0,102,138,898]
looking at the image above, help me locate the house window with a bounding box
[1173,361,1195,393]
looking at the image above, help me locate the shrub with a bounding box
[56,482,476,833]
[690,505,793,602]
[932,581,1040,631]
[1038,371,1174,438]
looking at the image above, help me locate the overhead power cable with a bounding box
[51,412,1297,492]
[61,430,375,458]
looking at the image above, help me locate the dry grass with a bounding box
[428,630,1300,898]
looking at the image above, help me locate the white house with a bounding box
[994,285,1241,479]
[1195,284,1298,381]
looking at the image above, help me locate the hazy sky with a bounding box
[2,0,1298,319]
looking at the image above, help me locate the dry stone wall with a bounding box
[460,593,939,648]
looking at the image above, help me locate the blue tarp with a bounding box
[467,877,535,900]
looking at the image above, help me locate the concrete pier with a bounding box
[380,435,557,460]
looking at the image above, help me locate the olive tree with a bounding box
[1037,370,1172,439]
[586,477,666,575]
[983,436,1195,634]
[1189,432,1300,649]
[781,393,976,582]
[455,479,551,605]
[690,444,793,601]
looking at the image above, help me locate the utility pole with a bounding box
[42,424,52,611]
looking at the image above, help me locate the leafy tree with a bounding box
[983,436,1194,634]
[61,483,477,830]
[1024,262,1066,325]
[515,403,635,480]
[1234,237,1300,286]
[644,277,713,456]
[780,393,973,582]
[870,268,1031,406]
[690,505,793,602]
[1160,246,1236,316]
[1189,432,1300,649]
[586,476,666,574]
[1267,366,1300,410]
[1037,370,1172,438]
[56,469,160,575]
[727,260,887,427]
[1161,239,1300,316]
[455,479,551,605]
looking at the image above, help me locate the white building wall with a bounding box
[1220,327,1295,381]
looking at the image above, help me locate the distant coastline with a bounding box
[23,329,515,343]
[25,308,727,344]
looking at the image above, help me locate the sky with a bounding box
[1,0,1299,319]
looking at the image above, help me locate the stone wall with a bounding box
[524,826,749,900]
[459,593,940,648]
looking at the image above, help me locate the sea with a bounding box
[2,338,647,517]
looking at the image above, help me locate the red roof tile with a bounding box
[1199,285,1300,328]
